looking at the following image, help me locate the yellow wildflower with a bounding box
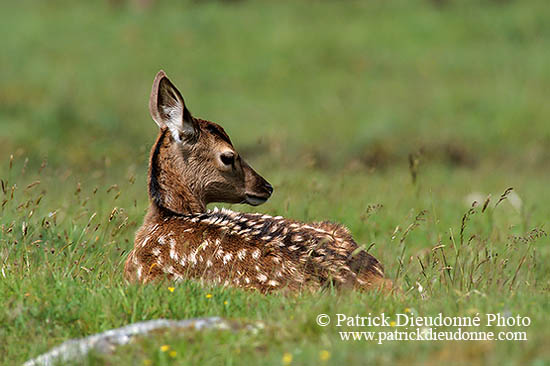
[206,293,213,299]
[390,321,396,327]
[404,308,411,313]
[160,345,170,352]
[169,351,177,358]
[168,287,175,293]
[319,350,331,361]
[282,352,293,365]
[224,300,228,305]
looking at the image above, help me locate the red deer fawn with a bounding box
[124,70,389,292]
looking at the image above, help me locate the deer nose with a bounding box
[265,182,273,195]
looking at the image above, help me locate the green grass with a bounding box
[1,0,550,365]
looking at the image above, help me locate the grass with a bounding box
[1,0,550,365]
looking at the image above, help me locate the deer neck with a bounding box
[148,128,206,216]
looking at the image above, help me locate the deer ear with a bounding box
[149,70,197,142]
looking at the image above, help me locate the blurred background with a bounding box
[2,0,549,178]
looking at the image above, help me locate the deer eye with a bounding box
[220,153,235,166]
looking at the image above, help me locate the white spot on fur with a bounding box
[206,259,213,268]
[198,240,209,251]
[223,209,237,218]
[252,249,261,259]
[268,280,279,287]
[374,265,384,277]
[257,274,267,283]
[152,247,161,256]
[303,224,329,235]
[237,249,247,260]
[189,251,197,265]
[276,240,285,247]
[223,253,233,264]
[169,247,179,262]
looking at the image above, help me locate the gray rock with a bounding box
[24,317,252,366]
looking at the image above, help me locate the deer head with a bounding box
[147,70,273,215]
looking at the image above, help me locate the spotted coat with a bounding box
[125,207,386,292]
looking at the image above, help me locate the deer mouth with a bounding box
[244,193,269,206]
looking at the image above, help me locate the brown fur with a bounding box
[124,70,389,292]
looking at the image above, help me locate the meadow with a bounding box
[1,0,550,365]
